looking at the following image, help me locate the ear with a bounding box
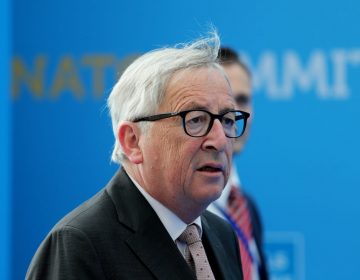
[118,121,143,164]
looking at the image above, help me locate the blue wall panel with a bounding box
[1,0,11,279]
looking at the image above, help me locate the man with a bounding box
[26,34,250,279]
[208,47,269,280]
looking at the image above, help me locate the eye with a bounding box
[188,115,206,125]
[184,111,210,135]
[223,117,234,126]
[222,114,236,128]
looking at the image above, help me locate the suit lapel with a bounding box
[106,169,195,280]
[202,215,235,280]
[125,222,194,280]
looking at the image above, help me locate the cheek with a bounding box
[174,140,201,182]
[150,123,202,182]
[226,141,235,159]
[157,134,188,178]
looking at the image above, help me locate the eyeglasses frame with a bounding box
[133,109,250,138]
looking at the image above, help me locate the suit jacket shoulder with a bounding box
[26,169,243,280]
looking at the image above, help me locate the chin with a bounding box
[208,185,224,201]
[192,177,225,203]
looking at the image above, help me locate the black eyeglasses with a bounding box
[133,109,250,138]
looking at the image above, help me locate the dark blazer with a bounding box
[26,168,243,280]
[245,192,269,280]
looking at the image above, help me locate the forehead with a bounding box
[160,67,235,112]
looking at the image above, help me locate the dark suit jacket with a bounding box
[26,168,243,279]
[245,192,269,280]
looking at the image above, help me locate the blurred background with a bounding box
[2,0,360,279]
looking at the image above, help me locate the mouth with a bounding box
[197,164,224,173]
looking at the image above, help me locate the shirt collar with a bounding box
[127,174,202,241]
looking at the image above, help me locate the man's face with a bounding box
[223,63,252,153]
[139,67,235,221]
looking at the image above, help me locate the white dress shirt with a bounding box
[128,174,202,257]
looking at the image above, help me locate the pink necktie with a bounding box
[178,224,215,280]
[227,185,253,280]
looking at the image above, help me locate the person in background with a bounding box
[26,33,249,280]
[208,47,269,280]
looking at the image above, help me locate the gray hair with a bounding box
[107,31,223,163]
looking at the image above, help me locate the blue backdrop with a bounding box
[10,0,360,279]
[1,0,11,279]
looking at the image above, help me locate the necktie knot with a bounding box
[178,224,201,245]
[178,224,215,280]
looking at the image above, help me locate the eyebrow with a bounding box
[181,103,235,114]
[219,107,236,114]
[184,104,208,111]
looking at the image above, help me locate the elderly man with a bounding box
[26,33,250,280]
[208,47,268,280]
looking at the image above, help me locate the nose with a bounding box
[202,119,229,152]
